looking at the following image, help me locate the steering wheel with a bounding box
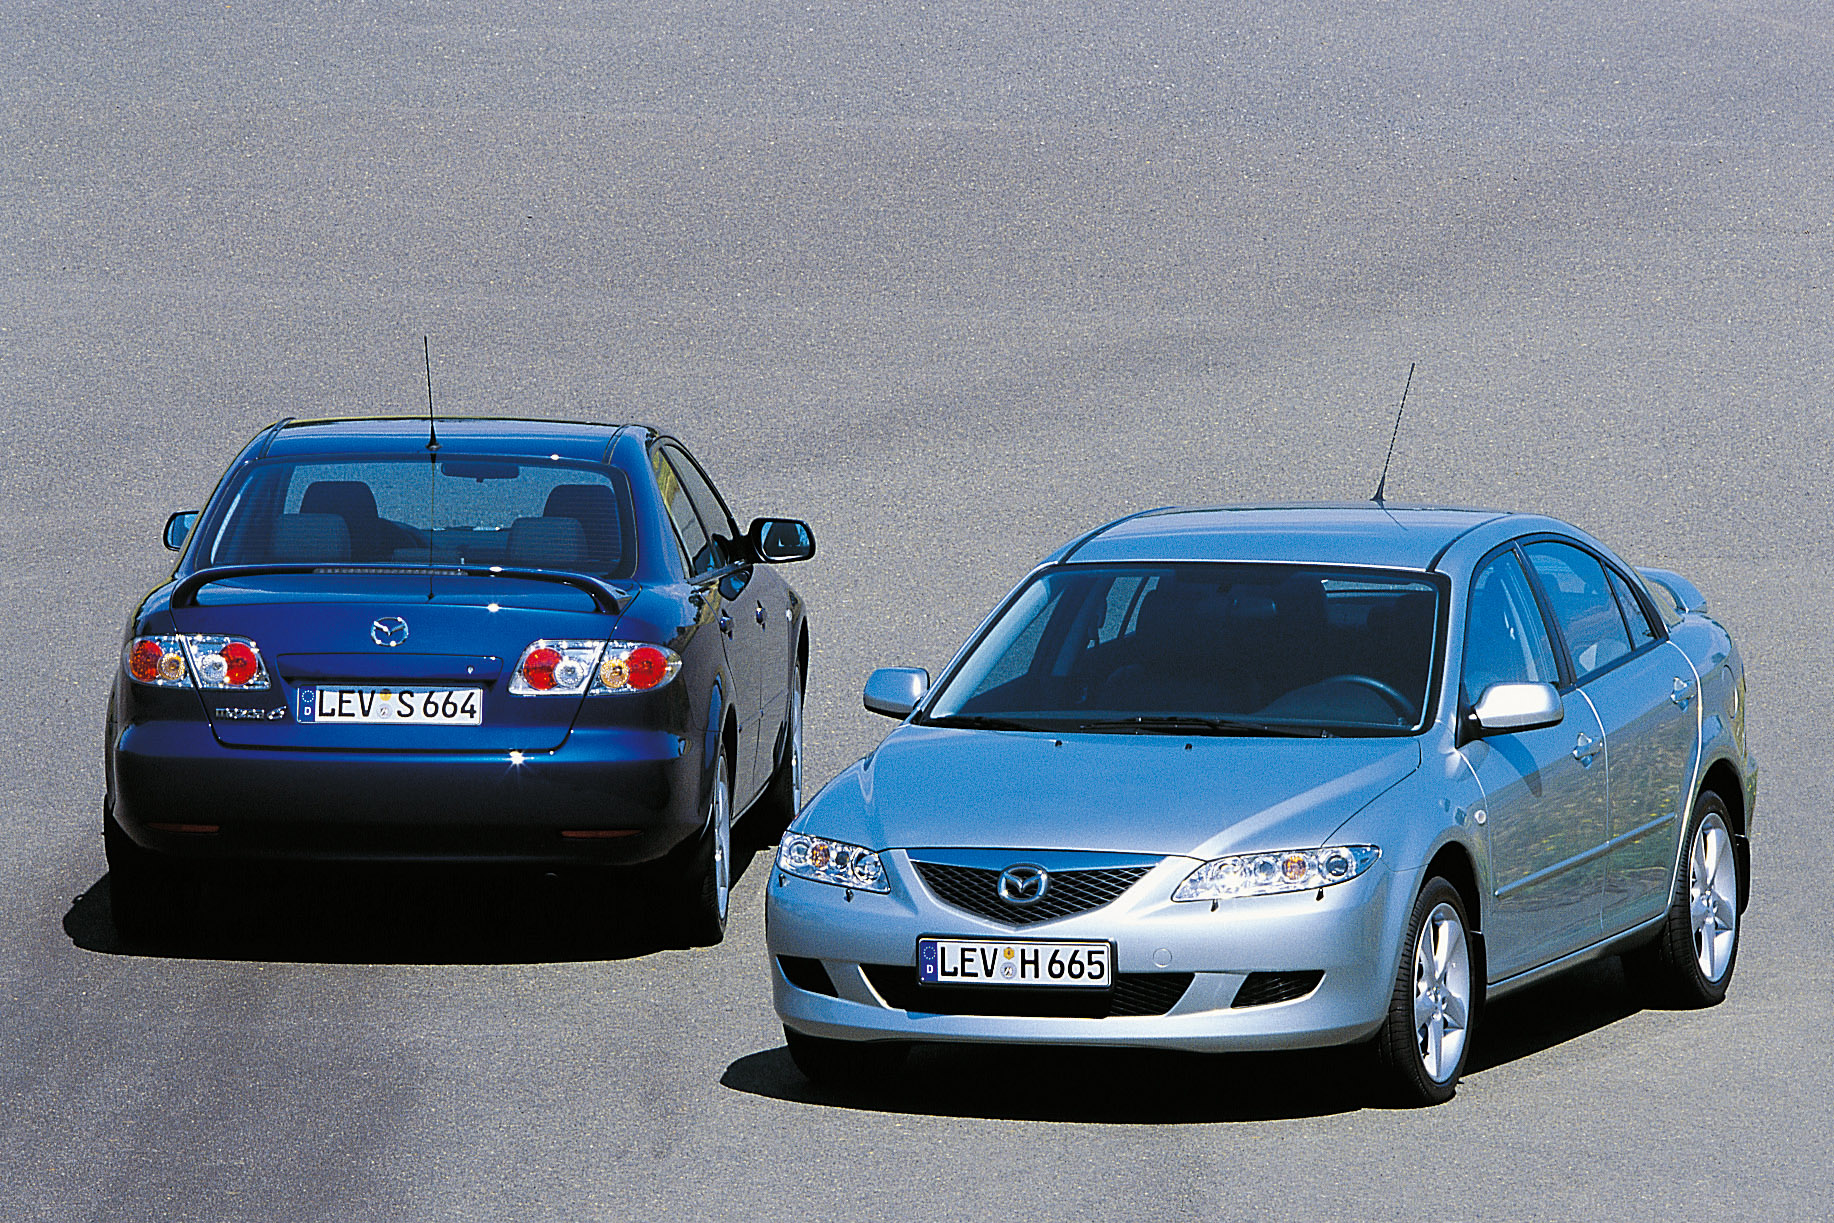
[1318,674,1414,717]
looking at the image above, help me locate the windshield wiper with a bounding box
[1074,715,1332,738]
[920,713,1057,732]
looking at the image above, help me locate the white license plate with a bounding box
[916,938,1112,988]
[297,686,483,725]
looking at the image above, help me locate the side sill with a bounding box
[1485,912,1666,1001]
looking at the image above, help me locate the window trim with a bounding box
[1511,533,1670,692]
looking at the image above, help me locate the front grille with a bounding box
[1230,971,1324,1008]
[910,861,1154,926]
[861,963,1193,1018]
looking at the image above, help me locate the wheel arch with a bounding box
[1425,840,1487,997]
[1697,757,1751,913]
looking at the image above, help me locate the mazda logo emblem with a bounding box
[370,616,410,647]
[997,863,1049,906]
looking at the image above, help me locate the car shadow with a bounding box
[722,956,1656,1122]
[65,839,778,966]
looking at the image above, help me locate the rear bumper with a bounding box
[111,719,703,866]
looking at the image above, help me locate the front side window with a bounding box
[1462,550,1560,701]
[923,564,1442,736]
[1523,541,1635,681]
[199,457,636,578]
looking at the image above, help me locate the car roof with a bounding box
[257,416,651,463]
[1062,503,1512,571]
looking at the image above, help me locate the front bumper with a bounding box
[111,719,702,866]
[767,851,1420,1053]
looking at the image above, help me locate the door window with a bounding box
[656,445,738,578]
[1523,541,1635,681]
[1607,566,1659,650]
[1463,550,1560,701]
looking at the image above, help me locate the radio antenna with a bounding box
[422,336,439,602]
[422,336,440,452]
[1371,362,1414,505]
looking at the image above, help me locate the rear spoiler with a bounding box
[1637,567,1707,618]
[169,564,632,615]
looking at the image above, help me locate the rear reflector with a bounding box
[559,829,641,839]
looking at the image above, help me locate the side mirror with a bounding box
[747,517,816,564]
[164,511,199,552]
[1468,682,1564,735]
[863,667,929,719]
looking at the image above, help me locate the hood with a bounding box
[804,724,1422,859]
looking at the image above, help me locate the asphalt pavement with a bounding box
[2,2,1831,1219]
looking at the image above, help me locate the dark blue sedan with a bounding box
[105,416,814,945]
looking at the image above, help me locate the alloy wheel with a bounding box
[1689,812,1738,983]
[1413,901,1472,1084]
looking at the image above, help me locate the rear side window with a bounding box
[1523,541,1633,681]
[200,458,637,578]
[1608,566,1659,649]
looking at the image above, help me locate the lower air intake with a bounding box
[1230,971,1325,1008]
[861,964,1193,1018]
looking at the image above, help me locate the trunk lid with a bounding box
[170,573,621,751]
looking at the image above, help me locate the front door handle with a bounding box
[1573,732,1601,766]
[1669,677,1694,711]
[755,602,766,626]
[717,612,733,635]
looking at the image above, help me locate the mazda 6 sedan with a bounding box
[106,415,813,945]
[767,504,1753,1104]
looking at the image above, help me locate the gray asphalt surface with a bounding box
[3,2,1831,1219]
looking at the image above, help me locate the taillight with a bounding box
[124,635,269,689]
[593,642,682,693]
[510,640,683,696]
[510,640,602,695]
[127,637,187,686]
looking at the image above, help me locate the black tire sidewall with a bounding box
[1376,876,1474,1106]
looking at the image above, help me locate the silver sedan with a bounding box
[767,505,1753,1105]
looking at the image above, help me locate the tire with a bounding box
[670,752,733,947]
[1624,791,1740,1008]
[1370,877,1476,1106]
[104,807,190,945]
[753,661,804,842]
[783,1026,908,1089]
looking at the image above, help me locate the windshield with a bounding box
[196,457,638,579]
[923,563,1442,736]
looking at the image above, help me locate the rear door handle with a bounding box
[718,612,733,635]
[755,602,766,626]
[1573,732,1601,766]
[1669,677,1694,710]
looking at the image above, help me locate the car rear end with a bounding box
[106,429,704,874]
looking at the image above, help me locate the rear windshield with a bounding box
[196,457,638,579]
[922,563,1443,736]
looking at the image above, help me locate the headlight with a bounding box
[777,833,890,893]
[1172,845,1380,901]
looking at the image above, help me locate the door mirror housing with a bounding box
[1467,681,1564,735]
[164,511,199,552]
[747,517,816,564]
[863,667,929,719]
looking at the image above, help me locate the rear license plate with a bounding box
[296,686,483,725]
[917,938,1112,988]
